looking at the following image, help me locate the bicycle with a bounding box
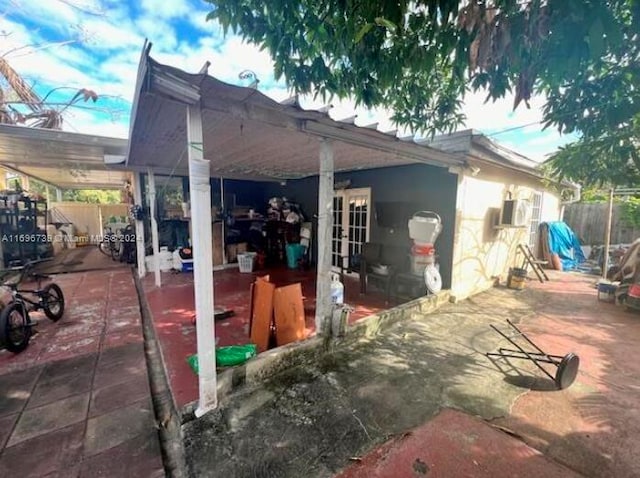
[0,259,65,353]
[98,226,123,261]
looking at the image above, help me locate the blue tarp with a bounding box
[544,221,586,271]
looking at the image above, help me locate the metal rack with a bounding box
[0,194,51,266]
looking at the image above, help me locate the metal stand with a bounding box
[486,319,579,390]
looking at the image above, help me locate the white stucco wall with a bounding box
[450,164,562,301]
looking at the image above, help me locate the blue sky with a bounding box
[1,0,575,161]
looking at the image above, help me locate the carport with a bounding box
[126,42,465,416]
[0,124,131,268]
[0,123,129,191]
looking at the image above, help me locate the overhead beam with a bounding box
[0,163,63,189]
[303,120,462,168]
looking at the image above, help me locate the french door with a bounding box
[332,188,371,271]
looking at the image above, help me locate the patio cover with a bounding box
[126,42,467,417]
[126,44,464,179]
[0,123,130,189]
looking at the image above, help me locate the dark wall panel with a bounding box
[263,164,458,288]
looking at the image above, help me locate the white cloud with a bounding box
[82,16,143,50]
[4,0,84,31]
[62,106,129,138]
[140,0,190,20]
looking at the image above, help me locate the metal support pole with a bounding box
[315,138,334,334]
[56,188,63,202]
[187,103,217,416]
[147,168,161,287]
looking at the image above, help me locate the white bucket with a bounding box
[408,211,442,245]
[158,248,174,272]
[145,255,156,271]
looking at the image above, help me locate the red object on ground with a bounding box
[628,283,640,298]
[336,409,580,478]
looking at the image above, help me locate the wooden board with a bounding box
[250,276,275,353]
[273,283,306,347]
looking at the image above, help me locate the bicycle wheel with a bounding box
[98,237,112,257]
[0,301,31,353]
[42,283,65,321]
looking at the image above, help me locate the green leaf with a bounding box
[355,23,373,43]
[588,18,605,58]
[374,17,396,32]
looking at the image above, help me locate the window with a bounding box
[529,192,543,252]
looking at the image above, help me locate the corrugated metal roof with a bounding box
[0,123,130,189]
[127,46,465,180]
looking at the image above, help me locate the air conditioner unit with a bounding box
[500,199,530,227]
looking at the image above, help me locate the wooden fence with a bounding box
[563,203,640,245]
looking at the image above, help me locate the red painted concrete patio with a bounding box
[143,266,390,409]
[336,408,581,478]
[0,268,164,478]
[493,271,640,478]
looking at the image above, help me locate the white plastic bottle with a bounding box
[331,274,344,304]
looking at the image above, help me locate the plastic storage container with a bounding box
[238,252,257,273]
[158,247,174,272]
[411,253,435,276]
[331,274,344,304]
[286,243,305,269]
[408,211,442,245]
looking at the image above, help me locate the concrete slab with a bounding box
[336,409,581,478]
[8,392,90,446]
[0,269,164,477]
[27,355,95,409]
[0,367,41,417]
[79,431,165,478]
[90,377,151,418]
[0,413,18,449]
[0,422,85,478]
[183,271,640,478]
[84,399,156,457]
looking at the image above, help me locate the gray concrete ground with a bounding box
[183,286,543,478]
[183,272,640,478]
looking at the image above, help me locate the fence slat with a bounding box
[564,203,640,245]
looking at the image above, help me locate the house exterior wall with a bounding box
[450,163,562,301]
[264,163,459,288]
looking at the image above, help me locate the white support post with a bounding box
[148,169,161,287]
[45,185,50,204]
[187,104,217,416]
[315,138,334,334]
[97,206,103,246]
[603,188,614,279]
[133,172,146,278]
[56,188,62,202]
[220,177,227,265]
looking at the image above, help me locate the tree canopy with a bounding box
[205,0,640,186]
